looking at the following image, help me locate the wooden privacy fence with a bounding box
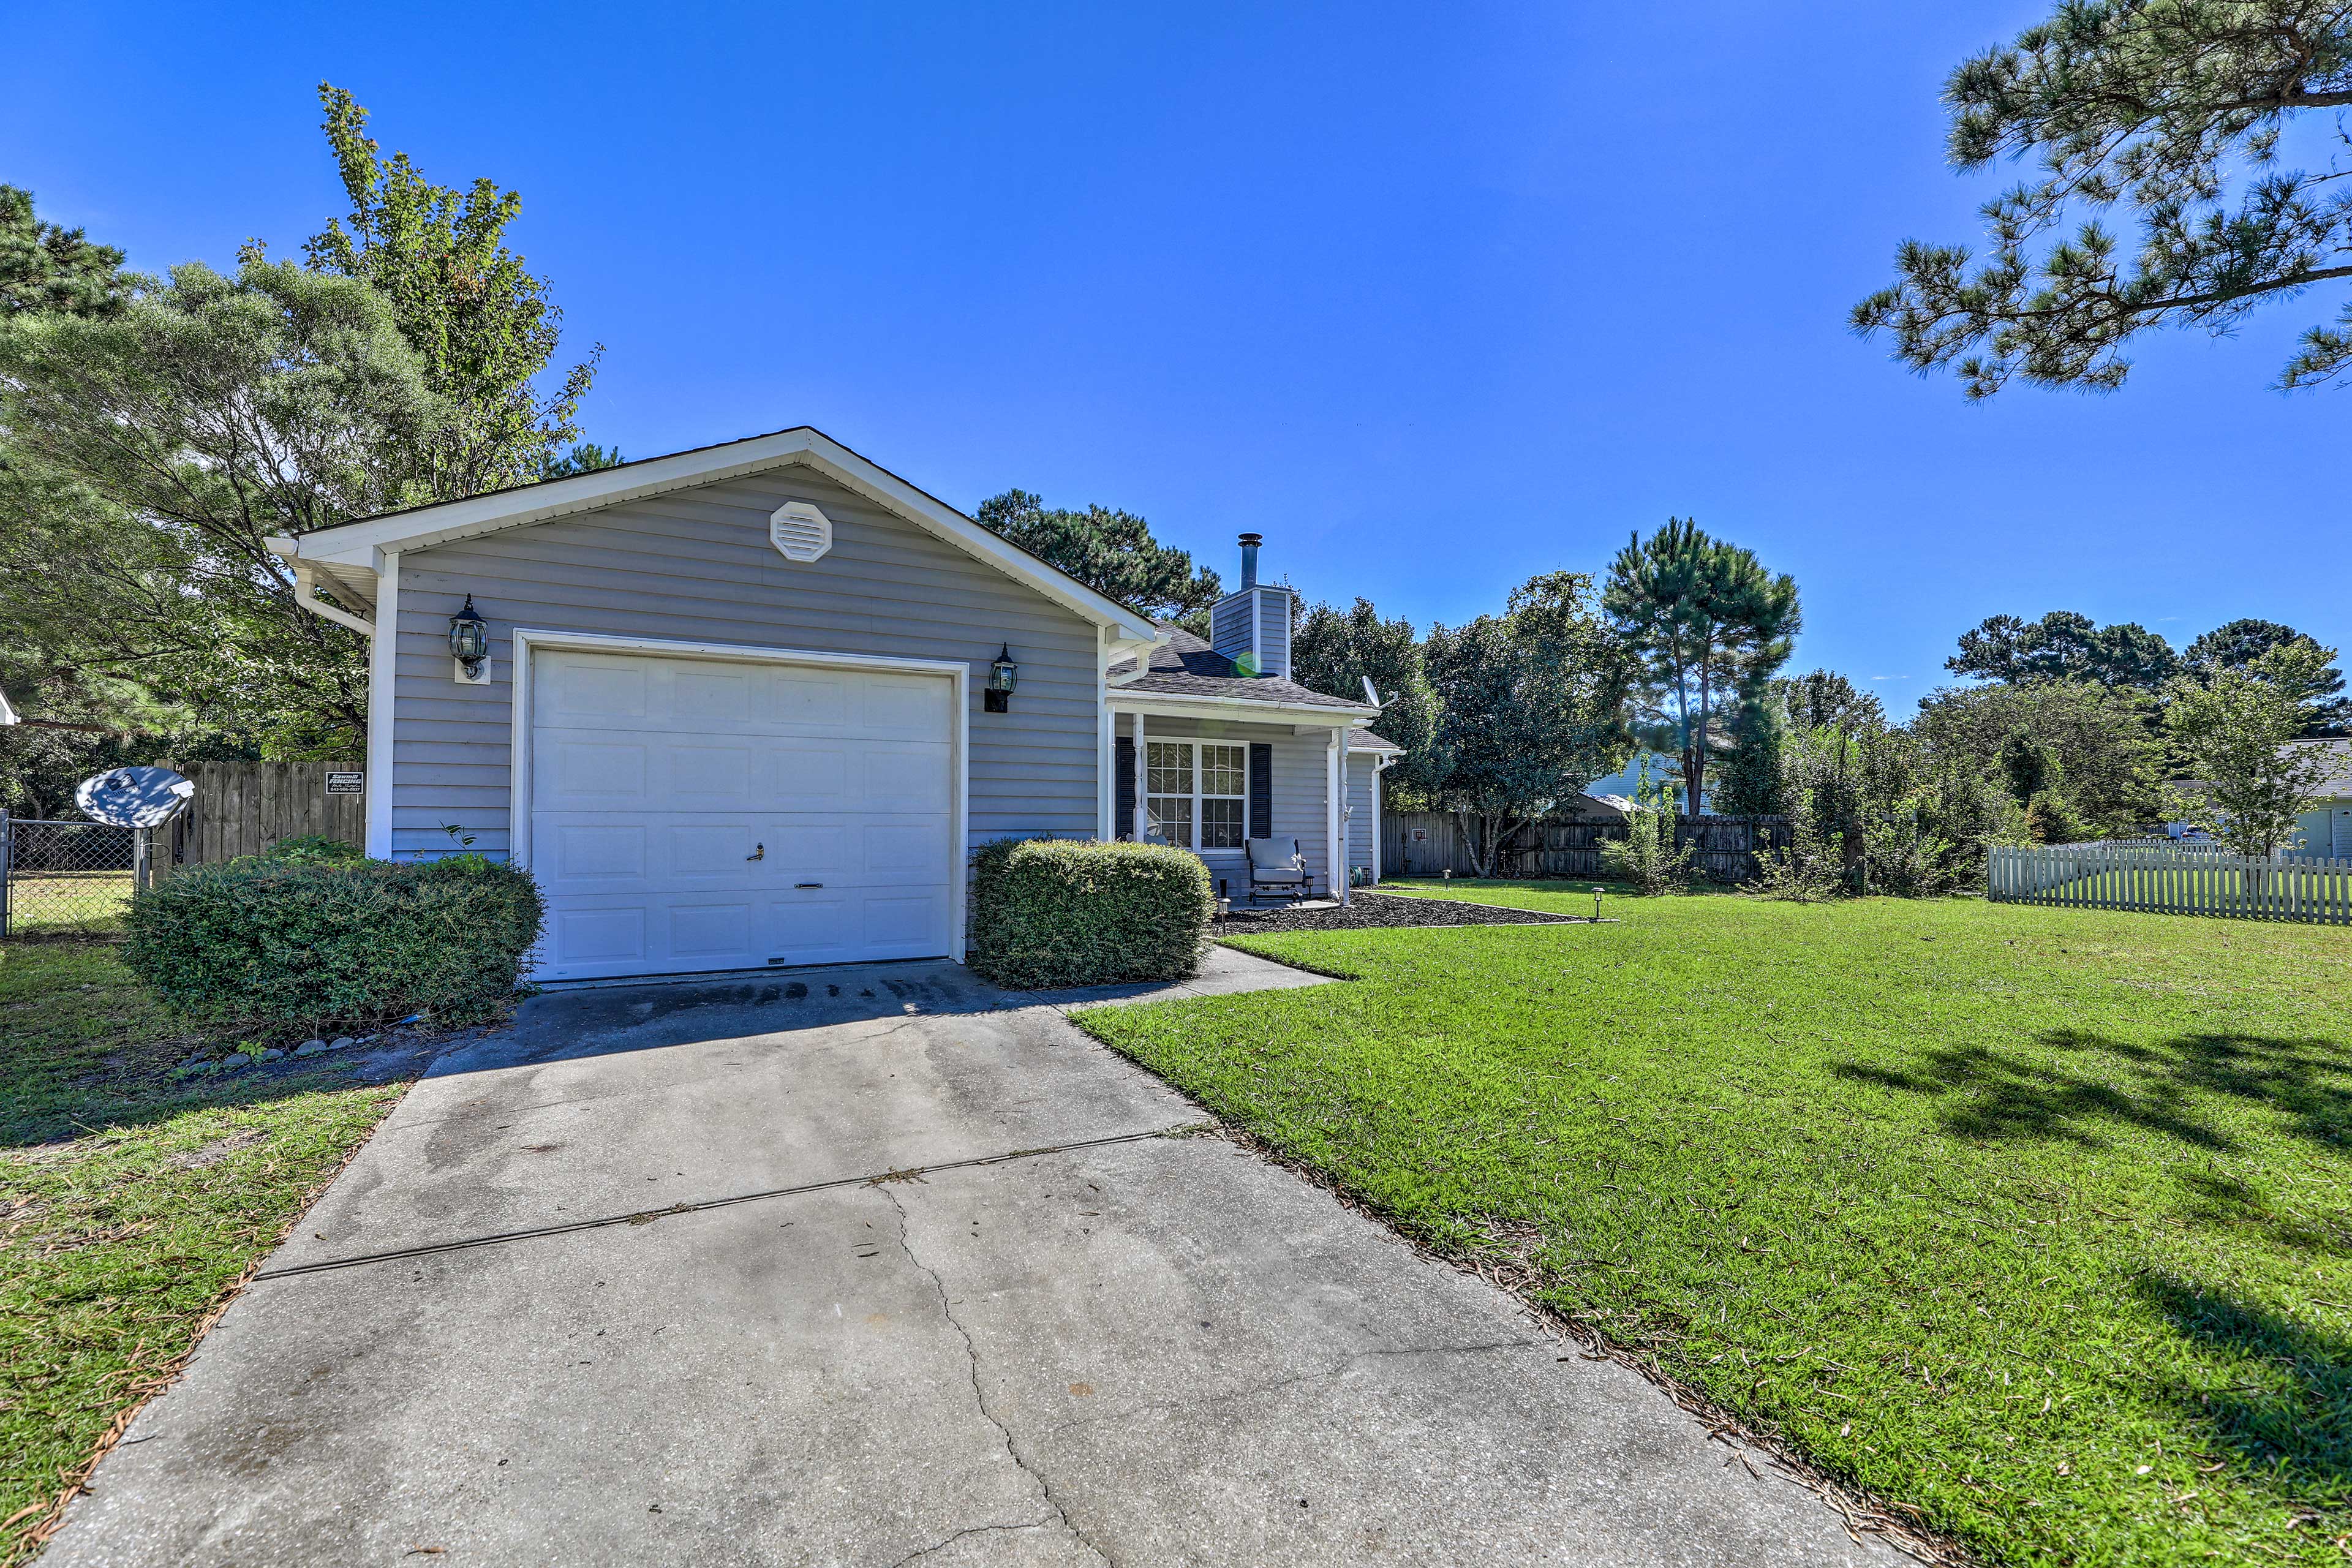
[162,760,366,874]
[1988,844,2352,925]
[1383,811,1790,883]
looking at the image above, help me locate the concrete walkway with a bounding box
[47,951,1899,1567]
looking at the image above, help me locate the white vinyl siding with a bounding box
[388,468,1099,863]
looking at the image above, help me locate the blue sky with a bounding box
[7,2,2343,706]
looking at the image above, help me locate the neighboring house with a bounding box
[1581,751,1703,815]
[2291,739,2352,859]
[268,428,1396,983]
[2168,741,2352,858]
[0,688,16,727]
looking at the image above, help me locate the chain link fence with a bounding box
[0,814,156,939]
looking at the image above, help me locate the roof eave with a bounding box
[1108,689,1379,723]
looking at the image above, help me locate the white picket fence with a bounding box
[1988,844,2352,925]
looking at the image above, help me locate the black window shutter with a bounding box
[1114,737,1135,840]
[1248,743,1273,839]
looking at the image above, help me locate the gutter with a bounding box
[267,536,377,639]
[1107,691,1379,722]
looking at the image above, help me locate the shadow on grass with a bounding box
[1831,1029,2352,1157]
[2136,1270,2352,1498]
[0,1052,427,1152]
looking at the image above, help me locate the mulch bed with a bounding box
[1219,891,1582,933]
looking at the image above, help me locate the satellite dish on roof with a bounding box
[75,766,194,828]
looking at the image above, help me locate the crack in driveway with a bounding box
[878,1184,1116,1567]
[889,1517,1058,1567]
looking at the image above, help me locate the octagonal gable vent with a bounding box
[769,500,833,562]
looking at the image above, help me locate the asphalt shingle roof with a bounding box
[1113,629,1368,710]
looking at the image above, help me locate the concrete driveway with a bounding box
[48,951,1900,1567]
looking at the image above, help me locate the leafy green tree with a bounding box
[2165,638,2343,853]
[1856,1,2352,396]
[1751,748,1853,902]
[1602,518,1800,815]
[0,260,445,755]
[1423,571,1632,876]
[974,489,1221,628]
[1947,610,2179,692]
[1913,679,2170,833]
[284,83,599,496]
[2185,617,2350,733]
[1717,671,1890,820]
[1291,597,1444,797]
[1,186,127,318]
[1711,693,1787,817]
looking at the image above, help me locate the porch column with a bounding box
[1132,710,1147,843]
[1327,726,1347,905]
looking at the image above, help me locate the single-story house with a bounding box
[2168,740,2352,858]
[268,428,1400,982]
[1581,750,1701,815]
[2291,739,2352,859]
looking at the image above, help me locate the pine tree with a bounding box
[0,186,127,318]
[1857,1,2352,396]
[973,489,1221,629]
[1602,519,1800,815]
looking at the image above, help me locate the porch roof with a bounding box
[1109,629,1374,717]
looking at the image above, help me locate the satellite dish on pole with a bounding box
[75,766,194,828]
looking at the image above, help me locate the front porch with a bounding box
[1108,701,1379,905]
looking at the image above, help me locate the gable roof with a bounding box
[1112,628,1374,714]
[268,427,1165,647]
[2293,738,2352,795]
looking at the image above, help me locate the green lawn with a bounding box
[1079,883,2352,1566]
[0,942,411,1564]
[4,872,134,938]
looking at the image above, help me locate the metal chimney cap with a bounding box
[1237,532,1263,546]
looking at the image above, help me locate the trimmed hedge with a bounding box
[967,838,1213,990]
[122,856,545,1035]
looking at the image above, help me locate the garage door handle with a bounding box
[796,881,824,889]
[747,843,763,861]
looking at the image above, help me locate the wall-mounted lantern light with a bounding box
[985,643,1018,713]
[448,595,491,684]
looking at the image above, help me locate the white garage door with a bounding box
[529,647,957,981]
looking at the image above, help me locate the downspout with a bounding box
[1327,726,1346,906]
[270,541,377,639]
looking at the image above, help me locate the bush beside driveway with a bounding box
[1079,888,2352,1566]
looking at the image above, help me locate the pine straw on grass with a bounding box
[0,942,420,1567]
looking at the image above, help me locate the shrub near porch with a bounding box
[1079,890,2352,1566]
[967,838,1212,989]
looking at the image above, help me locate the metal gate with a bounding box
[0,812,159,938]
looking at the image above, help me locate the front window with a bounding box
[1147,741,1247,850]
